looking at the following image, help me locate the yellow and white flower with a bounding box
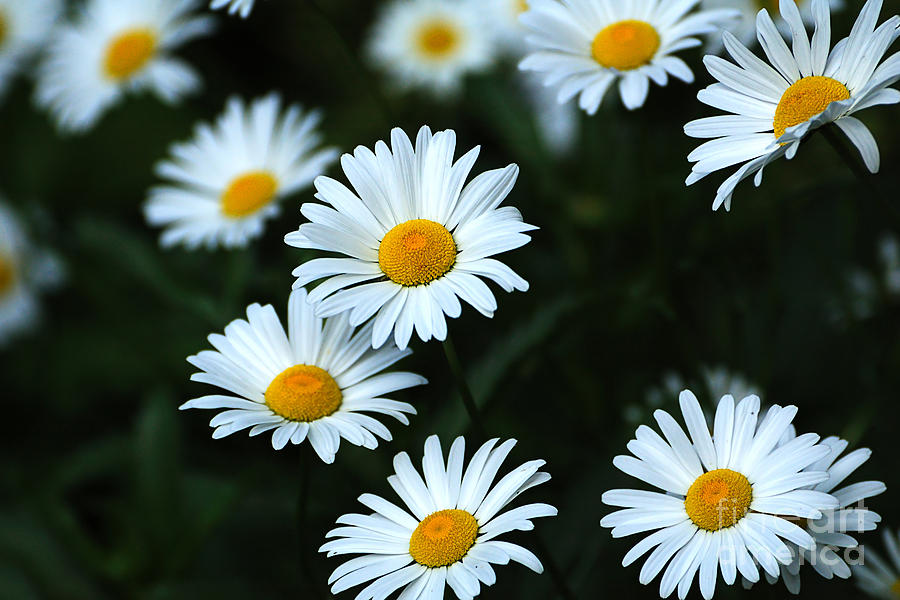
[519,0,738,113]
[210,0,256,18]
[701,0,843,50]
[321,435,556,599]
[0,0,63,101]
[34,0,213,133]
[745,424,885,593]
[286,126,535,351]
[602,390,840,599]
[144,94,337,250]
[488,0,532,56]
[685,0,900,211]
[180,288,425,463]
[853,528,900,598]
[366,0,494,95]
[0,201,63,347]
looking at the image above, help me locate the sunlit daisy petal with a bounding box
[852,528,900,599]
[0,0,63,102]
[286,125,535,351]
[322,435,556,598]
[701,0,843,51]
[602,390,841,600]
[366,0,495,95]
[519,0,738,113]
[144,93,337,250]
[34,0,214,133]
[685,0,900,211]
[180,288,425,463]
[209,0,256,18]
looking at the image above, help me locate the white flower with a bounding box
[519,0,737,113]
[180,288,426,463]
[602,390,840,600]
[701,0,843,50]
[34,0,214,133]
[0,0,63,101]
[144,94,337,250]
[321,435,557,599]
[0,202,63,347]
[209,0,256,18]
[366,0,494,95]
[701,365,757,403]
[488,0,533,56]
[745,425,885,593]
[286,125,535,351]
[522,72,581,155]
[853,528,900,599]
[684,0,900,211]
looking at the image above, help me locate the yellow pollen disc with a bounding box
[891,579,900,596]
[591,20,660,71]
[104,29,157,80]
[773,76,850,139]
[409,509,479,568]
[0,255,15,296]
[378,219,456,287]
[264,365,342,422]
[516,0,530,14]
[684,469,753,531]
[221,171,279,218]
[416,20,460,59]
[0,11,8,49]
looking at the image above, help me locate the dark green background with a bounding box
[1,0,898,598]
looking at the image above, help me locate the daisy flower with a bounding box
[853,528,900,598]
[144,94,337,250]
[286,125,536,351]
[34,0,214,133]
[684,0,900,211]
[0,201,63,347]
[488,0,532,56]
[321,435,557,599]
[366,0,494,95]
[745,424,885,593]
[210,0,256,18]
[518,0,738,113]
[601,390,840,600]
[701,0,843,50]
[0,0,63,101]
[179,288,426,463]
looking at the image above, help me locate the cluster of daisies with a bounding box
[0,0,898,598]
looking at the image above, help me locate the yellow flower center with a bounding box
[591,20,660,71]
[891,579,900,596]
[104,29,157,80]
[773,76,850,139]
[0,10,8,49]
[220,171,279,218]
[264,365,342,422]
[684,469,753,531]
[0,254,15,296]
[415,20,460,59]
[409,509,479,568]
[378,219,456,287]
[516,0,530,14]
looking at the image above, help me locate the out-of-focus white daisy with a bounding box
[0,202,63,347]
[210,0,256,18]
[744,424,885,594]
[602,390,840,600]
[489,0,532,56]
[180,288,426,463]
[366,0,494,95]
[521,72,581,155]
[144,94,337,250]
[0,0,63,101]
[34,0,214,133]
[286,125,535,351]
[878,235,900,296]
[685,0,900,211]
[321,435,556,599]
[701,0,843,50]
[519,0,737,113]
[853,528,900,598]
[701,365,757,402]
